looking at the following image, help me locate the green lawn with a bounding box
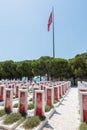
[79,122,87,130]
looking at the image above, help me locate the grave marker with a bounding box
[46,87,53,106]
[80,92,87,122]
[35,90,45,116]
[5,88,13,113]
[19,89,27,114]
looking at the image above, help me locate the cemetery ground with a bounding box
[0,81,85,130]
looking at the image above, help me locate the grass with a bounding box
[23,116,41,129]
[28,103,34,110]
[29,90,32,93]
[29,98,33,101]
[45,105,51,112]
[13,103,18,108]
[0,109,6,117]
[23,115,45,129]
[79,122,87,130]
[3,112,22,124]
[54,100,58,104]
[13,95,16,99]
[39,115,46,121]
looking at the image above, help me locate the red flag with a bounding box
[48,12,52,31]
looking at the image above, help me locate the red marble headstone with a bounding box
[33,87,39,103]
[54,87,58,100]
[36,92,42,116]
[5,90,11,112]
[16,86,19,98]
[80,89,87,92]
[0,87,3,101]
[47,88,52,106]
[19,91,25,113]
[82,95,87,122]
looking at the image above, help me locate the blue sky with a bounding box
[0,0,87,61]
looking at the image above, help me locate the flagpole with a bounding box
[52,7,55,58]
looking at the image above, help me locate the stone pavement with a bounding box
[42,87,80,130]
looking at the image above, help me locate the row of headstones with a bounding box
[34,81,71,116]
[78,81,87,122]
[0,81,30,101]
[32,81,70,104]
[3,81,71,116]
[0,80,55,101]
[0,80,70,101]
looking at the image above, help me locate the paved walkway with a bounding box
[42,87,80,130]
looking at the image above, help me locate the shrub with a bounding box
[0,110,6,117]
[13,95,16,99]
[29,98,33,101]
[28,103,34,110]
[54,100,58,104]
[13,103,18,108]
[23,116,41,129]
[3,112,22,124]
[79,122,87,130]
[45,105,51,112]
[39,115,46,121]
[29,90,32,93]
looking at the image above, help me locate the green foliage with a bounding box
[75,52,87,60]
[79,122,87,130]
[29,98,33,101]
[28,103,34,110]
[0,109,6,117]
[1,60,16,79]
[3,113,22,124]
[45,105,51,112]
[51,58,68,79]
[13,103,18,108]
[29,90,32,93]
[0,53,87,81]
[39,115,46,121]
[54,100,58,104]
[23,116,41,129]
[16,61,33,79]
[69,56,87,79]
[13,95,16,99]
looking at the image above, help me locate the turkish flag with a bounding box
[48,12,52,31]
